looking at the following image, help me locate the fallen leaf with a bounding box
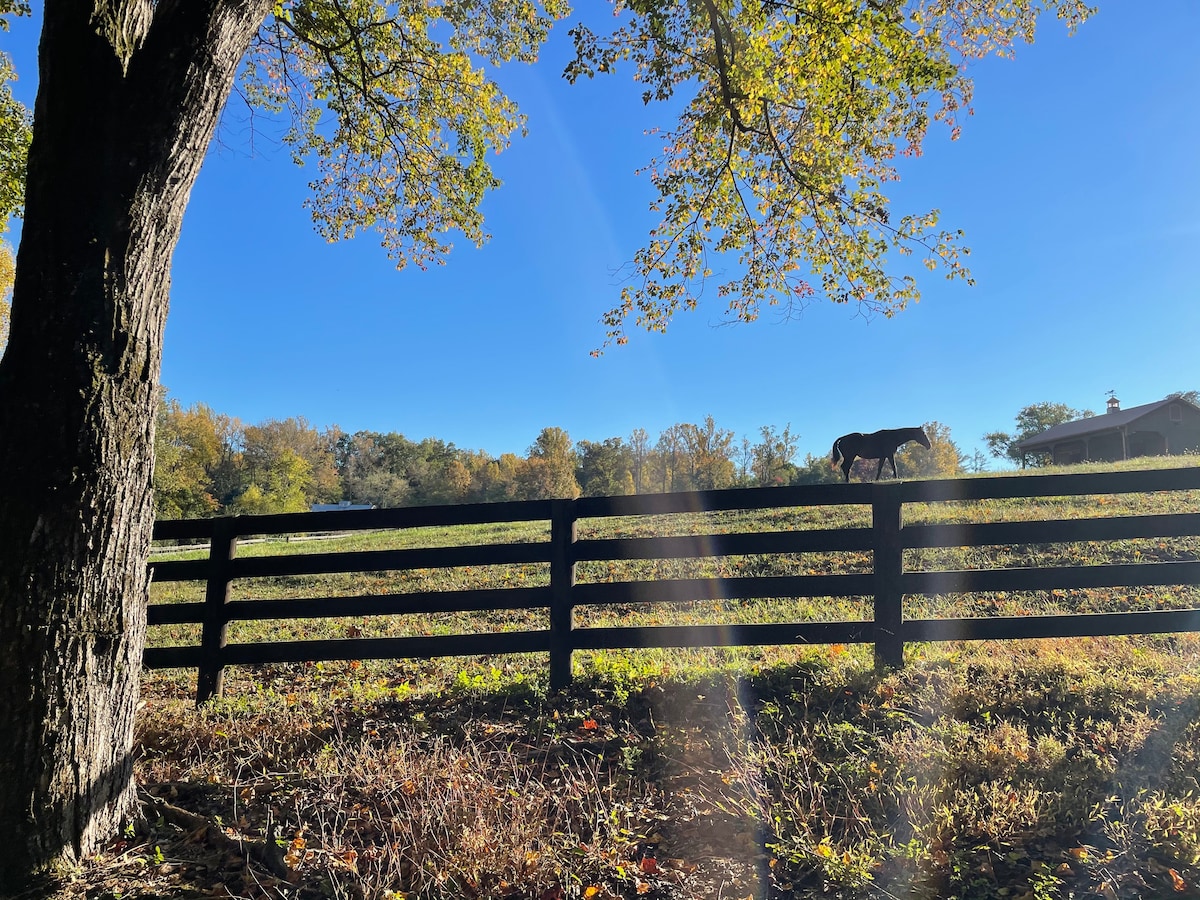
[1169,868,1187,892]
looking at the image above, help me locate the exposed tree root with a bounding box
[138,789,293,881]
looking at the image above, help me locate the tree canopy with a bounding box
[242,0,570,269]
[0,0,1093,348]
[568,0,1092,347]
[260,0,1091,350]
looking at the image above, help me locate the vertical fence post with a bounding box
[196,517,237,705]
[549,499,577,690]
[872,482,905,670]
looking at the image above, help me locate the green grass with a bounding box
[146,455,1200,658]
[56,457,1200,900]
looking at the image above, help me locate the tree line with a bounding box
[154,397,970,519]
[158,394,1200,521]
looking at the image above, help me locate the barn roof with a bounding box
[1016,398,1197,451]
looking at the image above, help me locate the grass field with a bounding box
[44,457,1200,900]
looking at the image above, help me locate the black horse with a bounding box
[830,427,931,482]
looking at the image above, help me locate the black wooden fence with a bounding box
[146,466,1200,703]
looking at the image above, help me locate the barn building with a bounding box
[1016,396,1200,466]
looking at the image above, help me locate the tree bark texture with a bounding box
[0,0,271,888]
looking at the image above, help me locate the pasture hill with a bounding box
[39,456,1200,900]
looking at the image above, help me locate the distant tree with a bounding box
[480,452,526,502]
[984,402,1093,466]
[652,424,688,492]
[1167,390,1200,406]
[408,438,463,504]
[365,431,418,478]
[230,449,312,514]
[336,431,398,505]
[153,398,223,519]
[152,399,245,514]
[357,471,412,508]
[791,453,842,485]
[442,459,472,501]
[242,417,339,506]
[334,430,478,506]
[894,420,964,479]
[680,416,736,490]
[521,428,579,499]
[457,449,498,503]
[751,424,800,486]
[733,436,754,486]
[577,437,633,497]
[966,449,990,473]
[628,428,651,494]
[201,413,245,508]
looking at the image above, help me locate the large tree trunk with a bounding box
[0,1,271,888]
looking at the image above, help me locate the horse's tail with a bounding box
[830,437,842,465]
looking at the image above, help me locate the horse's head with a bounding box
[917,429,932,449]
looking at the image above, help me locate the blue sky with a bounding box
[4,3,1198,465]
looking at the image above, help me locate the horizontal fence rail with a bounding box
[146,467,1200,703]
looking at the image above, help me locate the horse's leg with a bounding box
[886,453,898,479]
[875,457,886,481]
